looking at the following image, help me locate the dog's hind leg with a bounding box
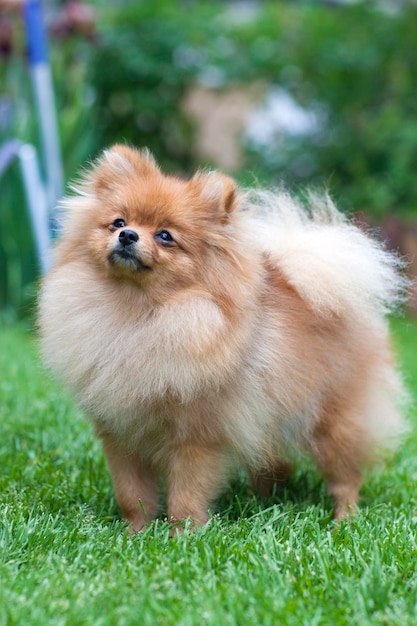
[249,460,293,499]
[309,396,369,520]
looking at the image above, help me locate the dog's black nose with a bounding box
[119,229,139,246]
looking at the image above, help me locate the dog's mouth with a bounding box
[108,248,152,273]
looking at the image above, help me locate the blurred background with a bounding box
[1,0,417,318]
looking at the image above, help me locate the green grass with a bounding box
[1,319,417,625]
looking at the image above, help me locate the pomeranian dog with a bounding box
[39,145,409,532]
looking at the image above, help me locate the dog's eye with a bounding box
[112,218,126,229]
[155,230,174,245]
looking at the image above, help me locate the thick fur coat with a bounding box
[39,145,408,530]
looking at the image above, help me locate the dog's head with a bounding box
[60,145,239,294]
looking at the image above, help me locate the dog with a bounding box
[39,144,409,531]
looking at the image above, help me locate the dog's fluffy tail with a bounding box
[242,189,411,451]
[243,189,410,319]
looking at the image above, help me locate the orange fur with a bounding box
[39,145,409,530]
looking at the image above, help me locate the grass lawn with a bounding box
[1,317,417,625]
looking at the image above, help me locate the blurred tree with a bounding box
[88,1,216,172]
[2,0,417,315]
[232,2,417,220]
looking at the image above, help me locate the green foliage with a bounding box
[50,39,98,181]
[0,162,38,317]
[0,16,96,313]
[0,31,39,313]
[88,0,220,172]
[1,318,417,624]
[89,0,417,217]
[226,2,417,218]
[2,0,417,314]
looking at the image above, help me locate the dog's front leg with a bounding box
[101,434,159,533]
[166,443,229,533]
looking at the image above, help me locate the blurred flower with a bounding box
[0,15,12,57]
[51,1,96,42]
[0,0,23,58]
[0,0,24,12]
[245,87,321,146]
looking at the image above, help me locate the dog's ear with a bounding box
[190,171,238,222]
[88,145,159,192]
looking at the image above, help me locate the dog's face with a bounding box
[65,145,238,292]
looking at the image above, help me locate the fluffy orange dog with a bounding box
[39,145,408,531]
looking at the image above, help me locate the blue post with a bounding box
[23,0,48,64]
[22,0,64,271]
